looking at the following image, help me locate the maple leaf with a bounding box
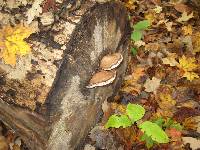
[177,12,194,22]
[0,24,33,66]
[178,55,198,72]
[183,72,199,81]
[162,53,178,66]
[144,77,161,93]
[177,55,199,81]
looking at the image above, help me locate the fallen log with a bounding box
[0,1,130,149]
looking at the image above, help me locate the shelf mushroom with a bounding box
[100,53,123,70]
[86,70,116,88]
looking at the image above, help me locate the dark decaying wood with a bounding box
[0,1,130,149]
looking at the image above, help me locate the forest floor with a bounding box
[0,0,200,150]
[85,0,200,150]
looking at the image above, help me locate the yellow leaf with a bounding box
[124,0,136,10]
[177,11,194,22]
[182,25,193,35]
[145,12,155,25]
[178,55,198,72]
[159,94,176,107]
[183,72,199,81]
[0,24,33,66]
[156,94,176,117]
[177,55,199,81]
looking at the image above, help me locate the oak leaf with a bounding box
[0,24,33,66]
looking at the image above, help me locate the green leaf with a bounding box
[170,123,183,131]
[140,133,154,149]
[131,47,137,55]
[164,118,174,129]
[153,117,165,128]
[126,103,145,123]
[133,20,150,30]
[105,114,132,128]
[139,121,169,143]
[131,30,142,41]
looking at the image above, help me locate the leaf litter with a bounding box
[88,0,200,149]
[0,0,200,149]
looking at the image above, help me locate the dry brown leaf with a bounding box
[174,3,190,13]
[153,5,162,14]
[166,128,182,140]
[26,0,45,24]
[182,117,198,130]
[177,12,194,22]
[182,137,200,150]
[192,32,200,53]
[134,40,145,47]
[0,136,8,150]
[144,77,161,93]
[121,67,145,94]
[162,53,178,66]
[165,21,173,32]
[145,43,160,51]
[150,0,161,5]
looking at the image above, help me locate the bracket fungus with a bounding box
[100,53,123,70]
[86,70,116,88]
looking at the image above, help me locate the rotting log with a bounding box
[0,1,130,149]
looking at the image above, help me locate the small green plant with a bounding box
[157,117,183,131]
[130,20,150,55]
[105,103,145,128]
[131,47,137,55]
[105,103,170,148]
[131,20,150,42]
